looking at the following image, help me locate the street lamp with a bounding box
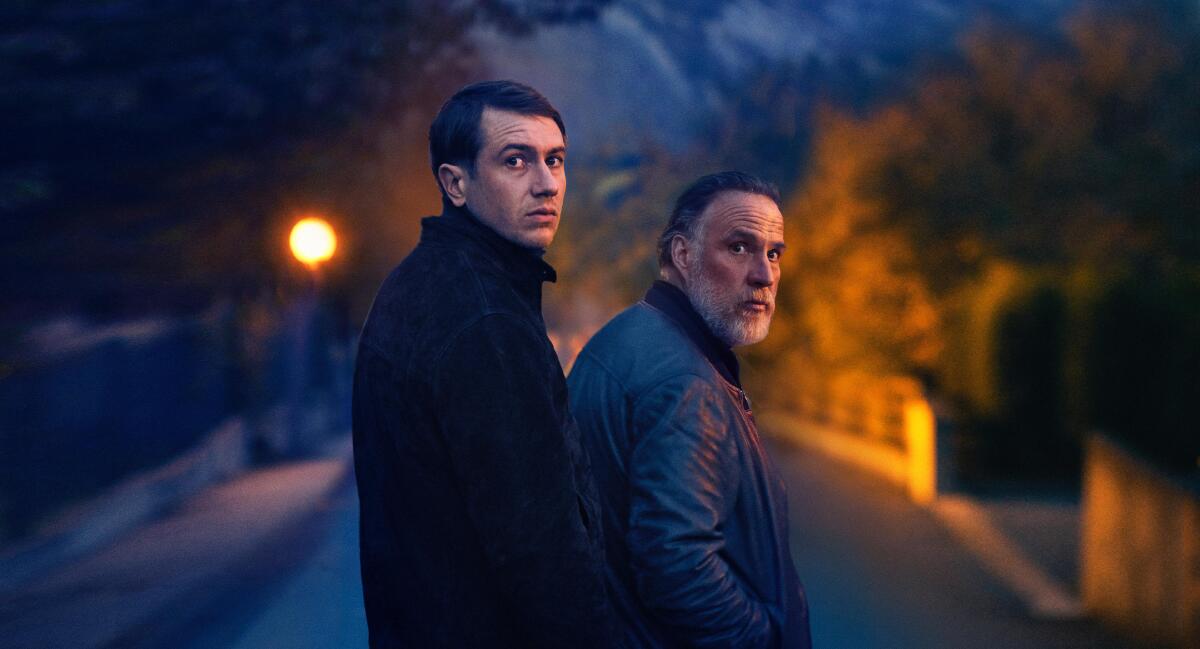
[289,217,337,270]
[282,215,340,456]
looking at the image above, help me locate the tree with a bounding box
[768,0,1200,477]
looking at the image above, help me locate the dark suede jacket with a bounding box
[567,282,811,649]
[352,205,612,648]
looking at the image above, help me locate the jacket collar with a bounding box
[419,203,557,285]
[643,280,741,388]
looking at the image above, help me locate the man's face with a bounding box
[460,108,566,250]
[684,191,785,347]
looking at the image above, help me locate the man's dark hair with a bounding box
[429,80,566,202]
[657,171,781,268]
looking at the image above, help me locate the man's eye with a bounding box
[729,243,747,254]
[546,156,564,168]
[767,249,782,261]
[505,156,525,168]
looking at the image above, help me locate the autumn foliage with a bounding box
[748,2,1200,478]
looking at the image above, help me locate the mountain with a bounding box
[473,0,1076,153]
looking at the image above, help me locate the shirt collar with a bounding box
[642,280,741,387]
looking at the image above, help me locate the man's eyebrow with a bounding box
[497,143,567,156]
[720,226,787,249]
[497,143,535,155]
[724,227,785,246]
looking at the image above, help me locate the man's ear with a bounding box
[670,234,692,281]
[437,163,468,207]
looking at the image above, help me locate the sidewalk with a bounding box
[928,493,1084,620]
[760,413,1091,622]
[768,438,1125,648]
[0,417,255,593]
[0,437,353,649]
[220,470,367,649]
[968,491,1081,591]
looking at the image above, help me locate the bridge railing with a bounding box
[763,370,951,503]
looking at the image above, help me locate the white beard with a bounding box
[686,260,772,348]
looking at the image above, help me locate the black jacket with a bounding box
[567,282,811,649]
[352,205,612,648]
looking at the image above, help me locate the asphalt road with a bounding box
[1,441,1131,648]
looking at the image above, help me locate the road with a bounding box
[0,440,1130,648]
[771,441,1125,648]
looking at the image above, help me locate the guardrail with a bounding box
[762,371,952,503]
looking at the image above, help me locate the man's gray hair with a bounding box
[656,171,781,269]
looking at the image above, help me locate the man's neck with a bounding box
[427,203,557,286]
[659,266,686,292]
[643,279,741,388]
[445,203,547,256]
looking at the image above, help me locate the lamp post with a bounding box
[281,215,339,456]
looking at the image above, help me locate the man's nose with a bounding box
[530,160,559,197]
[747,252,774,288]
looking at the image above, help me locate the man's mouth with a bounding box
[743,299,772,313]
[527,207,558,218]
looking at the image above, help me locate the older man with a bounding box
[568,171,811,648]
[353,80,612,648]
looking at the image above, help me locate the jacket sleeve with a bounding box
[433,313,613,648]
[627,374,777,648]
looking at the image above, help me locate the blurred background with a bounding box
[1,0,1197,647]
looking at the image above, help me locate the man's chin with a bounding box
[729,314,772,347]
[520,225,556,250]
[507,228,556,250]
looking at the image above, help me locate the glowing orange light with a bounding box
[904,398,937,505]
[289,217,337,267]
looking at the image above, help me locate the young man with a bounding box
[568,172,811,648]
[352,80,612,648]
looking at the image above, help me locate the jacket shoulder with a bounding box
[359,244,524,366]
[375,244,511,315]
[574,302,718,393]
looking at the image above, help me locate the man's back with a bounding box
[353,207,609,648]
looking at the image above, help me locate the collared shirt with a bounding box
[642,280,741,389]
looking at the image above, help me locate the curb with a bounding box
[0,418,253,591]
[930,496,1084,620]
[763,418,1085,621]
